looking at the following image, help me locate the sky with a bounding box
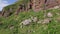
[0,0,17,11]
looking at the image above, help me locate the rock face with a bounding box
[1,0,60,17]
[30,0,60,11]
[45,0,58,9]
[15,0,60,12]
[11,0,60,15]
[15,3,30,15]
[2,8,13,17]
[30,0,45,11]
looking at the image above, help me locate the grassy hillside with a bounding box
[0,0,60,34]
[1,0,30,18]
[0,9,60,34]
[2,0,29,12]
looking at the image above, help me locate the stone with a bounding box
[53,6,59,9]
[47,12,53,18]
[37,18,51,24]
[42,18,51,24]
[30,0,45,11]
[31,16,38,22]
[21,19,32,25]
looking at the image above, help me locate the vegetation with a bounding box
[0,9,60,34]
[0,0,60,34]
[3,0,29,13]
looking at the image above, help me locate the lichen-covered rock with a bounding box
[47,12,53,18]
[21,19,32,25]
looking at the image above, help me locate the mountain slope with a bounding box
[0,0,60,34]
[0,9,60,34]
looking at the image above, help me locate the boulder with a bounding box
[30,0,60,11]
[21,19,32,25]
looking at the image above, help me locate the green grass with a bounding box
[0,9,60,34]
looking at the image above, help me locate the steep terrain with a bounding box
[1,0,60,18]
[0,9,60,34]
[0,0,60,34]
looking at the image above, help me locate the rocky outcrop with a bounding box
[15,4,28,15]
[1,0,60,17]
[2,8,13,17]
[30,0,60,11]
[15,0,60,13]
